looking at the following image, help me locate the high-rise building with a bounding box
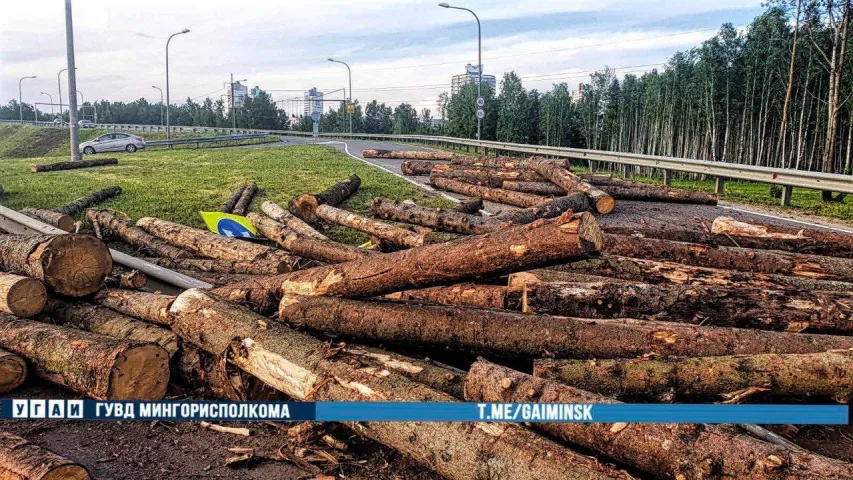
[303,88,324,117]
[226,82,249,109]
[571,83,584,102]
[451,64,496,96]
[250,86,261,97]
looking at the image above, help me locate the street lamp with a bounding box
[19,76,36,123]
[439,2,482,140]
[328,58,352,134]
[152,86,163,126]
[76,89,84,104]
[41,92,54,117]
[165,28,190,140]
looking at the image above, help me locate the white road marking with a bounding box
[718,205,853,234]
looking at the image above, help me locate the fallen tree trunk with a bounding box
[711,216,853,257]
[231,180,258,216]
[0,272,46,317]
[385,284,509,309]
[87,209,190,261]
[42,297,179,357]
[93,288,174,325]
[451,156,567,169]
[520,276,853,334]
[535,349,853,403]
[431,175,548,207]
[502,180,566,196]
[31,157,117,173]
[400,160,444,175]
[20,208,75,232]
[371,197,508,234]
[593,180,718,205]
[260,201,328,240]
[170,289,628,480]
[136,217,311,272]
[468,359,853,480]
[451,197,483,214]
[220,184,246,213]
[0,234,112,297]
[0,314,169,400]
[248,212,377,263]
[436,164,546,182]
[139,256,286,275]
[278,295,853,358]
[313,204,436,248]
[0,431,91,480]
[429,168,506,188]
[528,157,614,214]
[602,233,853,281]
[288,174,361,222]
[0,349,27,393]
[362,149,454,160]
[493,193,592,224]
[55,186,123,216]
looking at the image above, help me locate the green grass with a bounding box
[0,145,452,244]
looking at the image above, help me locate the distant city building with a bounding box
[451,64,496,96]
[227,82,249,109]
[571,83,584,102]
[250,86,261,97]
[426,118,446,128]
[303,88,324,117]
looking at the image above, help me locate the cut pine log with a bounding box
[221,184,246,213]
[712,216,853,256]
[0,431,91,480]
[248,212,377,263]
[371,197,509,234]
[261,201,328,240]
[278,295,853,358]
[87,209,190,260]
[535,349,853,403]
[105,270,147,290]
[602,233,853,281]
[169,289,628,480]
[313,204,437,249]
[451,156,567,169]
[136,217,312,272]
[168,268,260,287]
[430,175,548,207]
[0,272,46,317]
[140,256,285,275]
[31,158,117,173]
[520,276,853,334]
[176,345,282,401]
[400,160,443,175]
[467,359,853,480]
[42,297,179,357]
[528,157,614,214]
[20,208,75,232]
[0,314,169,400]
[600,183,718,205]
[451,197,483,214]
[385,284,509,309]
[231,181,258,216]
[0,234,112,297]
[287,174,361,222]
[93,288,174,325]
[429,168,506,188]
[361,149,454,160]
[493,193,592,224]
[0,349,27,393]
[55,186,123,216]
[502,180,566,196]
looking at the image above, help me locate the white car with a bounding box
[80,133,146,154]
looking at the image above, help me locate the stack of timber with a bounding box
[361,149,454,160]
[288,173,361,222]
[20,186,123,232]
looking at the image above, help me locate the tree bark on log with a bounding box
[528,157,614,214]
[467,359,853,480]
[139,256,284,275]
[93,289,173,326]
[362,149,454,160]
[313,204,435,248]
[711,216,853,257]
[431,175,548,207]
[87,209,190,261]
[0,273,46,318]
[0,431,91,480]
[288,174,361,222]
[0,349,27,393]
[175,345,283,401]
[105,270,147,290]
[451,198,483,214]
[221,185,246,213]
[493,193,592,224]
[261,201,328,240]
[0,314,169,400]
[400,160,444,175]
[535,349,853,403]
[0,234,112,297]
[520,276,853,334]
[602,233,853,281]
[248,212,376,263]
[136,217,312,271]
[371,197,508,235]
[55,186,122,216]
[429,168,506,188]
[384,283,509,309]
[20,208,75,232]
[231,181,258,216]
[42,297,179,357]
[599,184,718,205]
[169,289,628,480]
[169,268,261,287]
[31,158,117,173]
[278,295,853,358]
[451,156,567,169]
[502,181,566,196]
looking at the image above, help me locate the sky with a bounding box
[0,0,765,116]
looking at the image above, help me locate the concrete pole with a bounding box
[57,69,66,123]
[166,29,190,140]
[19,76,35,122]
[231,73,236,130]
[152,86,163,126]
[64,0,81,161]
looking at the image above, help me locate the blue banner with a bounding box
[2,400,847,424]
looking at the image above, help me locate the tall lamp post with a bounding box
[165,28,190,140]
[439,2,482,140]
[41,92,54,118]
[57,68,67,123]
[19,76,36,122]
[152,86,163,126]
[327,58,352,134]
[228,74,247,130]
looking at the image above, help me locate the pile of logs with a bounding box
[31,158,118,173]
[4,171,853,479]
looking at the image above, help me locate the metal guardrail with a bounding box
[145,133,272,148]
